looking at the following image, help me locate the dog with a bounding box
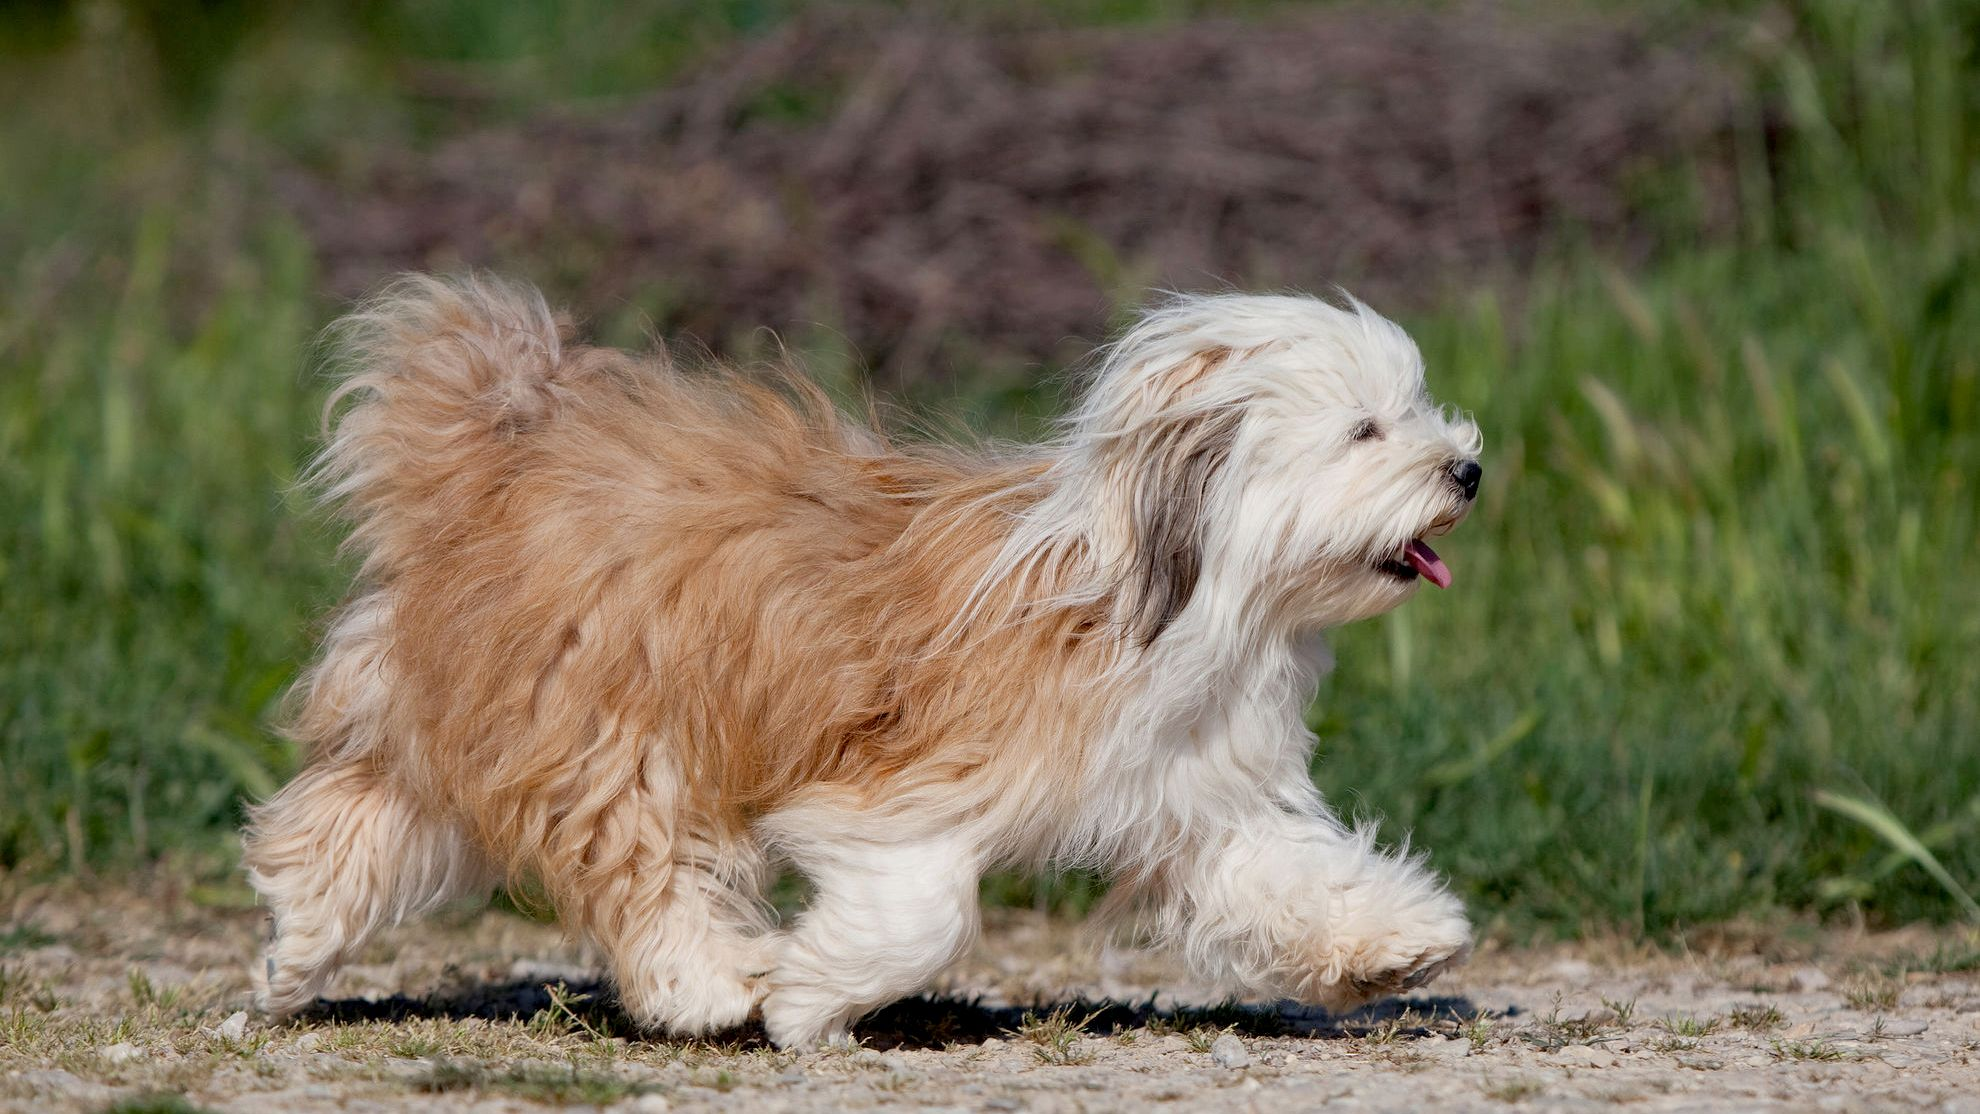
[242,275,1483,1047]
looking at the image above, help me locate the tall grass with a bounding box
[2,0,1976,931]
[1316,0,1980,929]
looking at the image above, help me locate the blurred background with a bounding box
[1,0,1976,937]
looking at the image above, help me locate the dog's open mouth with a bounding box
[1377,538,1453,589]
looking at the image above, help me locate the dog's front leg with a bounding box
[1164,809,1471,1012]
[758,819,982,1048]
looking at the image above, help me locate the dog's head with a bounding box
[1059,293,1483,640]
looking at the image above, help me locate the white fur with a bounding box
[247,286,1481,1046]
[759,293,1480,1043]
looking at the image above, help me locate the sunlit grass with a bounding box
[1,0,1976,934]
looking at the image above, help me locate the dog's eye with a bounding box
[1349,418,1383,443]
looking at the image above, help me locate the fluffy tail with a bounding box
[311,274,568,575]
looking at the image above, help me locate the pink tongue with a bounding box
[1404,539,1452,589]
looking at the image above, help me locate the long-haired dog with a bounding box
[243,275,1484,1047]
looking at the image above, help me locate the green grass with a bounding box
[2,0,1978,935]
[1313,0,1980,931]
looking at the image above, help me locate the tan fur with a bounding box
[244,277,1122,1026]
[244,276,1484,1044]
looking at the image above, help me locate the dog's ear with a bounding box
[1123,405,1241,646]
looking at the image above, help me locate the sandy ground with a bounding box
[2,883,1977,1113]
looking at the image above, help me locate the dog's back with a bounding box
[244,276,1477,1046]
[245,278,1107,1025]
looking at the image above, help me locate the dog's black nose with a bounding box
[1450,459,1482,501]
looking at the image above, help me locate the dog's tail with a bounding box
[310,273,569,571]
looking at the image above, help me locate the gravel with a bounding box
[1,887,1977,1112]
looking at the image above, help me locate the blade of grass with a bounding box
[1814,790,1980,923]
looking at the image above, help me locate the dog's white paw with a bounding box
[1290,890,1473,1011]
[759,985,861,1050]
[1344,934,1472,1000]
[618,965,763,1037]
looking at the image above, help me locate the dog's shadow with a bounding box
[298,977,1492,1050]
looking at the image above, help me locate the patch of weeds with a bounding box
[104,1095,220,1114]
[1727,1004,1784,1030]
[2,1006,51,1050]
[679,1035,755,1064]
[1,968,60,1014]
[693,1068,740,1092]
[0,923,55,953]
[1484,1076,1544,1103]
[528,981,614,1043]
[823,1034,867,1057]
[418,1055,660,1104]
[1843,977,1901,1011]
[1182,1025,1230,1054]
[389,1031,445,1059]
[1864,1017,1889,1042]
[1011,1004,1099,1066]
[1771,1039,1845,1062]
[128,969,182,1010]
[500,1061,658,1104]
[213,1029,272,1059]
[1463,1016,1497,1051]
[1521,992,1629,1050]
[416,1056,484,1093]
[1881,941,1980,978]
[1648,1037,1699,1053]
[1656,1014,1721,1038]
[324,1025,372,1053]
[1363,1016,1408,1047]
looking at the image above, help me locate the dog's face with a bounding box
[1222,301,1483,626]
[1070,294,1482,638]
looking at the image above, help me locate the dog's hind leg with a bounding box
[242,760,495,1018]
[576,827,775,1036]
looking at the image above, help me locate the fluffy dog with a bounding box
[243,275,1483,1047]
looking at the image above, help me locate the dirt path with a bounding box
[2,886,1976,1112]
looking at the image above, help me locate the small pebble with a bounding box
[774,1068,807,1085]
[1878,1019,1929,1037]
[1209,1034,1249,1069]
[1416,1035,1470,1060]
[1558,1044,1618,1068]
[1560,1006,1618,1028]
[101,1042,142,1065]
[215,1010,249,1041]
[1791,966,1833,992]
